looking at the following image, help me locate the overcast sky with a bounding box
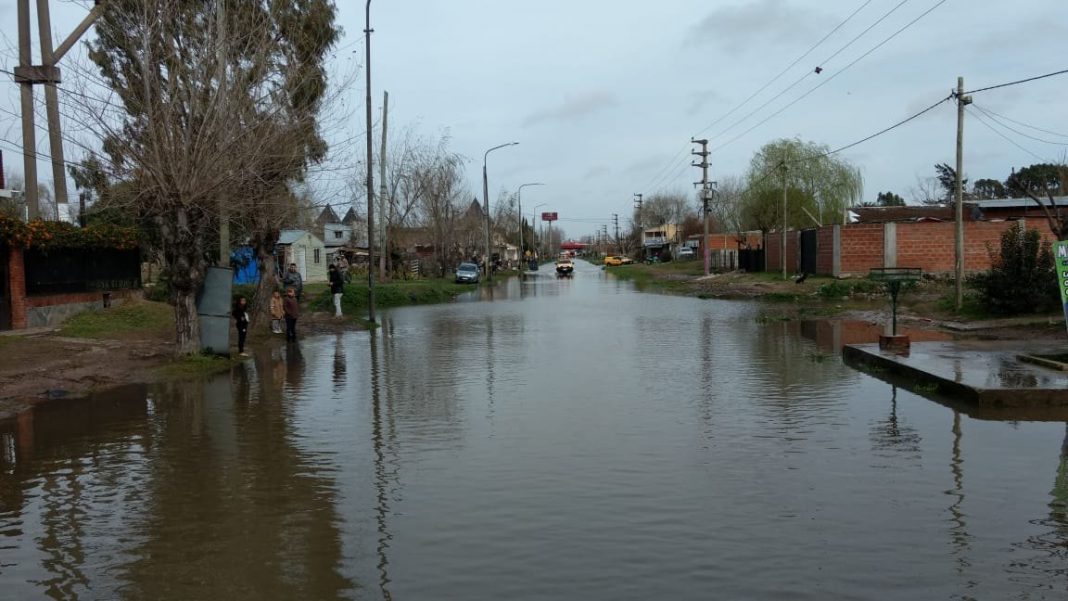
[2,0,1067,237]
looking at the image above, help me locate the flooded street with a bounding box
[2,260,1067,600]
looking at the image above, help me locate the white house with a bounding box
[276,230,327,283]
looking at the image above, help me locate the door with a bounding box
[295,246,308,281]
[800,229,818,275]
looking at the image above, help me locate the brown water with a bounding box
[1,261,1067,600]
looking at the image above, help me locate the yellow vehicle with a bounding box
[604,255,624,266]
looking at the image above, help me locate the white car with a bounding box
[678,247,696,258]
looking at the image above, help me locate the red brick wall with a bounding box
[838,224,884,275]
[893,220,1055,274]
[765,231,799,273]
[817,227,835,275]
[8,247,26,329]
[698,233,762,251]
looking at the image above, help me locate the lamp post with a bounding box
[483,141,519,281]
[517,182,545,268]
[531,203,547,263]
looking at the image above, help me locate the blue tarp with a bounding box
[230,246,260,285]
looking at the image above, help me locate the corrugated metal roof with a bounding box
[971,195,1068,209]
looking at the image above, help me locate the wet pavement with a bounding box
[845,339,1068,407]
[1,260,1067,600]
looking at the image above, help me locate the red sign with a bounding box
[541,212,558,222]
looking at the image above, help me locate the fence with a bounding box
[23,247,142,295]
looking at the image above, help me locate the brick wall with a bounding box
[838,224,884,276]
[816,227,835,275]
[765,231,800,273]
[8,247,26,329]
[698,232,763,250]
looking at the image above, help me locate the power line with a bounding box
[693,0,878,138]
[823,94,952,156]
[968,105,1068,140]
[964,68,1068,95]
[712,0,949,154]
[971,103,1068,146]
[966,106,1048,162]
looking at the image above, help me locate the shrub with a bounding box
[969,223,1058,315]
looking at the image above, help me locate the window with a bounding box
[314,249,321,263]
[333,230,343,239]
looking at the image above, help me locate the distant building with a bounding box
[276,230,327,283]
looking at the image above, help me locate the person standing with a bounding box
[232,295,250,356]
[329,263,345,318]
[268,290,285,334]
[283,287,300,342]
[282,262,303,301]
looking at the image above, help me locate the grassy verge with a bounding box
[605,261,704,293]
[59,300,173,339]
[308,277,487,315]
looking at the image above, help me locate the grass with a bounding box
[309,277,488,314]
[933,291,994,321]
[59,300,173,339]
[157,353,241,378]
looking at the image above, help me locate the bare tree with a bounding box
[414,152,468,277]
[78,0,339,354]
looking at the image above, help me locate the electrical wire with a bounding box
[966,106,1048,162]
[965,68,1068,95]
[971,103,1068,146]
[968,105,1068,140]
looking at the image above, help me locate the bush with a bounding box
[969,223,1059,315]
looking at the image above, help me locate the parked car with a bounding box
[620,256,635,264]
[604,255,624,266]
[678,247,696,259]
[455,262,481,284]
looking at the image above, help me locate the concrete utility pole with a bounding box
[517,182,544,266]
[953,77,971,311]
[692,138,711,276]
[612,213,620,254]
[15,0,103,221]
[781,161,789,280]
[482,142,518,281]
[364,0,376,323]
[379,90,388,279]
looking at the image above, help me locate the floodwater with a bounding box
[1,260,1067,600]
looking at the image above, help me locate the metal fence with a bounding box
[24,247,142,295]
[739,248,765,273]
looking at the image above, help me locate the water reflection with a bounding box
[1,267,1068,599]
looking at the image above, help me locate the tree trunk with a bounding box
[250,234,280,329]
[173,289,201,356]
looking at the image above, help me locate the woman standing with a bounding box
[283,287,300,342]
[328,263,345,318]
[232,295,250,356]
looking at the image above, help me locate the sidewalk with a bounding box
[844,339,1068,410]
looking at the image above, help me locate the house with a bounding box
[275,230,327,283]
[341,207,367,248]
[316,206,354,260]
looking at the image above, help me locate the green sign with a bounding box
[1055,240,1068,336]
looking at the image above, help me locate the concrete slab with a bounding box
[843,340,1068,412]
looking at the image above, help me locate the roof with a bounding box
[851,205,953,223]
[341,207,362,225]
[970,195,1068,209]
[316,205,341,226]
[278,230,310,245]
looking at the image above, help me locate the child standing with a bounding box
[232,295,250,356]
[269,290,284,334]
[283,287,300,342]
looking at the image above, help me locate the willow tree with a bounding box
[86,0,338,354]
[741,138,863,232]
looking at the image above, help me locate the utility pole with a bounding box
[15,0,103,221]
[216,0,229,266]
[692,138,711,276]
[612,213,620,254]
[953,77,971,311]
[781,161,789,280]
[364,0,376,323]
[379,90,388,279]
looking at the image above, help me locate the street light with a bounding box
[517,182,545,268]
[531,203,547,262]
[483,141,519,281]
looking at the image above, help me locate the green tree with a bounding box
[87,0,339,354]
[1006,163,1068,196]
[741,138,863,231]
[875,191,905,206]
[934,162,966,202]
[972,178,1006,200]
[969,222,1058,315]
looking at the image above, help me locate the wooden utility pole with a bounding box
[781,162,789,280]
[692,138,710,276]
[953,77,971,311]
[378,90,388,279]
[216,0,229,266]
[364,0,376,323]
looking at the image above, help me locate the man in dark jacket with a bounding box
[282,263,303,301]
[328,263,345,318]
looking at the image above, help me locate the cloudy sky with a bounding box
[2,0,1067,237]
